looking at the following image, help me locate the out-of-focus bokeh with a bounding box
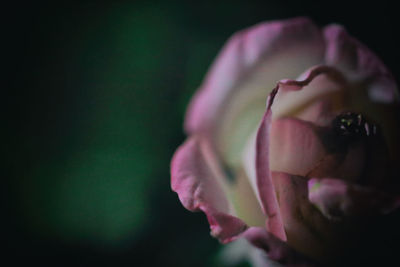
[3,1,399,266]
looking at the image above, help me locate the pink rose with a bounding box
[171,17,400,266]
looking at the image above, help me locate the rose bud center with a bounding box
[331,112,377,144]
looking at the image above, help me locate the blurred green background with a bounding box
[3,1,399,266]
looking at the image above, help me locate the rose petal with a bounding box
[269,118,326,177]
[270,65,399,188]
[271,69,348,126]
[270,172,341,262]
[323,24,399,103]
[323,26,400,166]
[255,66,348,241]
[271,65,348,122]
[305,142,367,183]
[308,177,400,220]
[185,17,325,166]
[171,136,248,242]
[230,167,266,228]
[255,99,286,241]
[270,108,386,186]
[186,17,325,133]
[242,129,262,202]
[324,24,389,77]
[307,178,400,266]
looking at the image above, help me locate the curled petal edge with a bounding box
[185,17,325,134]
[171,66,346,263]
[255,65,348,241]
[171,136,249,243]
[170,135,323,266]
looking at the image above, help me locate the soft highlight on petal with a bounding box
[185,17,326,167]
[271,67,348,125]
[255,93,286,241]
[185,17,325,134]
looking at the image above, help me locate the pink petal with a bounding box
[255,65,347,241]
[184,18,326,166]
[271,66,348,126]
[323,26,400,167]
[255,101,286,241]
[274,65,347,92]
[308,177,400,220]
[269,118,326,177]
[185,17,325,134]
[271,172,337,262]
[324,24,387,76]
[242,130,262,204]
[323,24,398,103]
[305,142,367,183]
[171,136,248,242]
[229,166,267,228]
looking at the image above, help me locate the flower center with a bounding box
[320,112,379,154]
[332,112,377,140]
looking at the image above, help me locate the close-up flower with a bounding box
[171,17,400,266]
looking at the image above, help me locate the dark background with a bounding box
[2,1,399,266]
